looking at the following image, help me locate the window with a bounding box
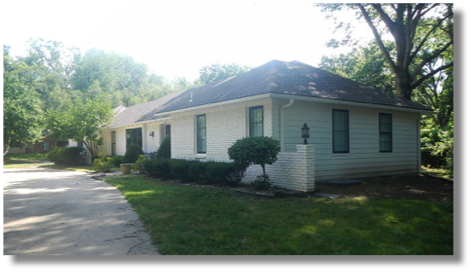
[332,109,349,153]
[196,114,206,154]
[126,128,142,150]
[249,106,264,137]
[379,113,392,152]
[111,131,116,156]
[41,141,50,151]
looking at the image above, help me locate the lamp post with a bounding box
[301,123,310,145]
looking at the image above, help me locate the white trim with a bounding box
[157,94,272,116]
[270,94,433,114]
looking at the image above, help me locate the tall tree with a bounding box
[3,46,44,155]
[198,63,252,85]
[316,3,453,100]
[319,41,396,94]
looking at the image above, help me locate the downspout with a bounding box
[280,99,295,152]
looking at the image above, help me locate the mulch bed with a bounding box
[100,173,453,203]
[316,174,453,203]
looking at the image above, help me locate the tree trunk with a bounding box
[395,69,413,100]
[3,142,10,156]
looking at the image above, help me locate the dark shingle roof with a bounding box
[157,60,430,114]
[107,92,181,129]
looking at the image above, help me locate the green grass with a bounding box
[3,153,96,172]
[3,153,48,162]
[106,177,454,255]
[421,166,453,179]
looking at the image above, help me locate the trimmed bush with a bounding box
[188,161,209,184]
[228,136,279,189]
[47,147,87,166]
[170,159,193,182]
[206,162,245,186]
[156,135,171,159]
[143,158,172,179]
[143,158,244,185]
[123,143,144,163]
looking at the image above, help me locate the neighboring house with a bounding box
[98,60,431,192]
[7,130,68,154]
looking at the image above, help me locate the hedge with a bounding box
[143,158,245,186]
[47,147,87,166]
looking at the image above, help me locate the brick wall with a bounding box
[243,145,315,192]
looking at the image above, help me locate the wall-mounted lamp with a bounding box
[149,131,154,137]
[301,123,310,145]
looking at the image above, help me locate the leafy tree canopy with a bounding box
[198,63,252,85]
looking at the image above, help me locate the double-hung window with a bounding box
[249,106,264,137]
[196,114,207,154]
[379,113,392,152]
[332,109,349,153]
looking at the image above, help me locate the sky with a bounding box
[1,0,374,81]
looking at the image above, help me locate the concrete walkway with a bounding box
[3,167,159,255]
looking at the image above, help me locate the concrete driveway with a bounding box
[3,167,159,255]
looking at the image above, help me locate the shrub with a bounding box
[170,159,193,182]
[206,162,245,186]
[123,143,144,163]
[188,161,209,184]
[93,152,114,172]
[110,155,124,167]
[228,136,280,179]
[143,158,172,179]
[143,158,244,185]
[47,147,87,166]
[250,175,272,191]
[155,135,171,159]
[131,154,147,174]
[47,147,64,163]
[61,147,88,165]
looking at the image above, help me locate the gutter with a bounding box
[154,94,272,116]
[269,94,433,115]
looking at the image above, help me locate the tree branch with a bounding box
[411,40,453,78]
[410,14,453,62]
[410,62,453,90]
[357,4,397,73]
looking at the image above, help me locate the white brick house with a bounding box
[98,60,431,192]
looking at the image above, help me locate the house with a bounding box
[7,130,69,154]
[98,60,431,192]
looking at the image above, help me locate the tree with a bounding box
[227,136,280,179]
[46,89,113,160]
[198,63,252,85]
[319,41,396,94]
[316,3,453,100]
[3,46,44,155]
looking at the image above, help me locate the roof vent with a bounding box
[189,92,193,103]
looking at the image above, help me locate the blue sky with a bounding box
[1,0,373,81]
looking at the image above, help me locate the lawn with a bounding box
[106,176,453,255]
[3,153,95,172]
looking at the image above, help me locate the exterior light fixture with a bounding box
[301,123,310,144]
[149,131,154,137]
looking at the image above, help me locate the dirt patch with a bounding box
[316,174,453,202]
